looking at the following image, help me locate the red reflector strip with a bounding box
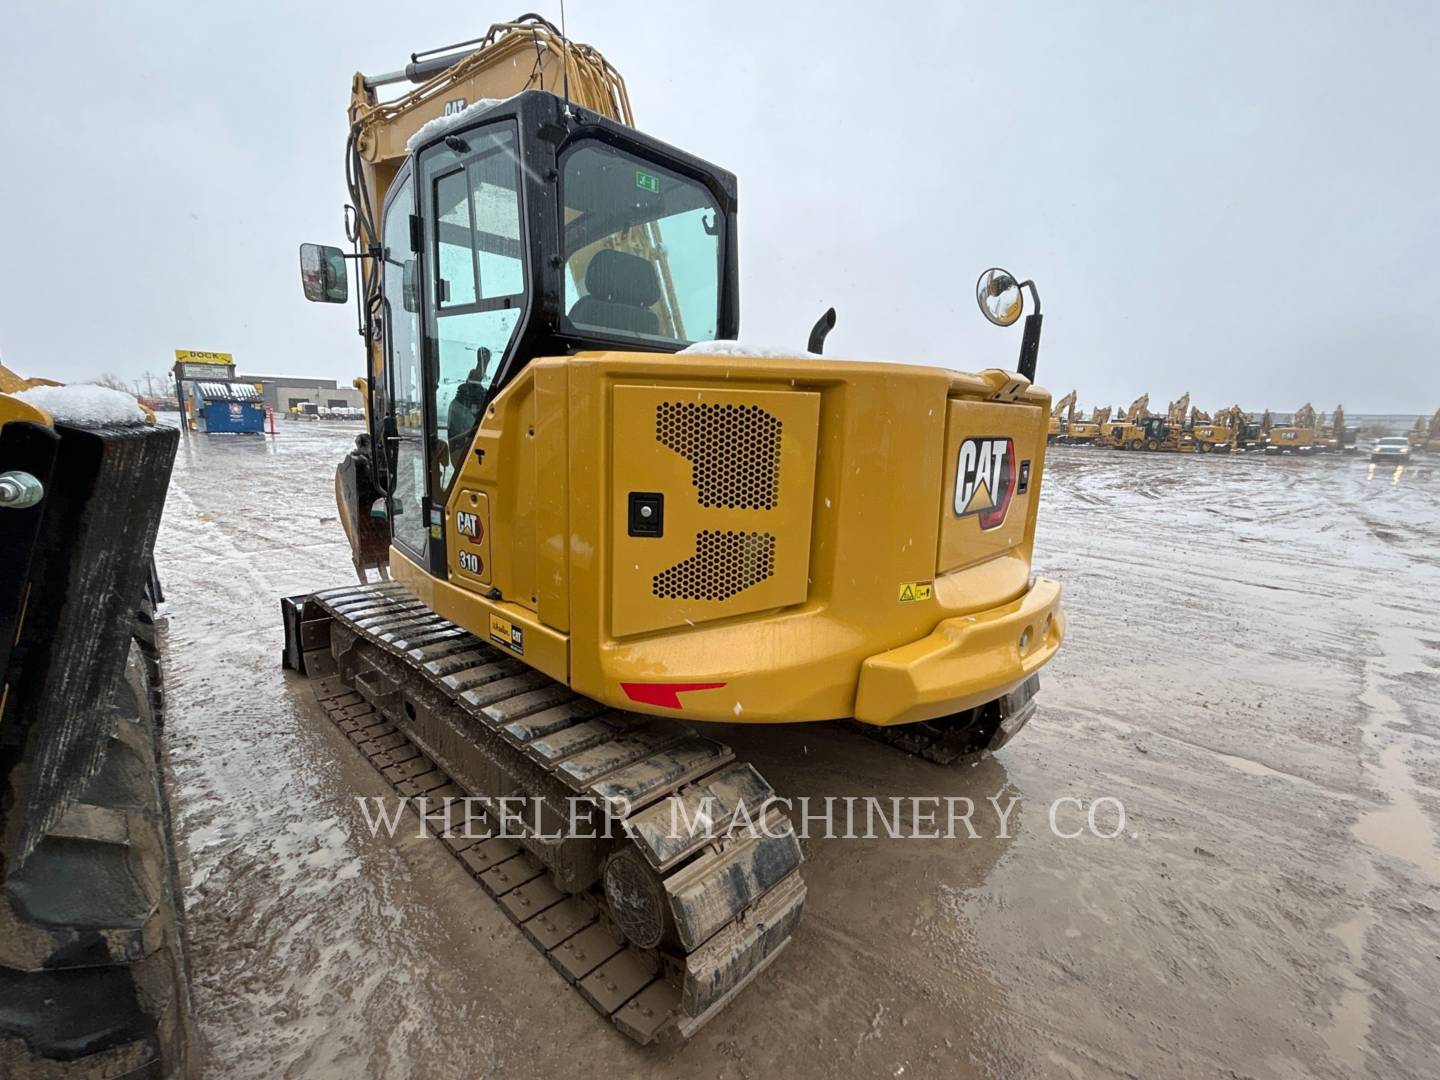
[620,682,727,709]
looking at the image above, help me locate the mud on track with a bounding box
[153,424,1440,1079]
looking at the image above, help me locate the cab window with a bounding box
[561,142,721,345]
[421,123,526,490]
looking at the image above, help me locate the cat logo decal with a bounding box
[954,437,1018,530]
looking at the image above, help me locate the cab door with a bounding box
[380,165,429,564]
[418,121,528,497]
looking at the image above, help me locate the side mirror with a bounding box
[402,260,418,314]
[975,267,1023,326]
[976,266,1042,382]
[300,243,348,303]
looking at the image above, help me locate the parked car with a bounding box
[1370,436,1412,464]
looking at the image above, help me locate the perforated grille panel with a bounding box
[614,384,818,636]
[652,530,777,601]
[655,402,782,509]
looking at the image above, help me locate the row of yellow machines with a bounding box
[1045,392,1432,454]
[1407,410,1440,452]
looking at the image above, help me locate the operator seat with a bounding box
[568,249,661,337]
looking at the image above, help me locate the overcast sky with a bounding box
[2,1,1436,413]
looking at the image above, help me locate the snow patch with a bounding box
[678,339,812,360]
[15,384,146,427]
[406,96,518,153]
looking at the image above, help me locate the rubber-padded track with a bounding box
[291,582,805,1044]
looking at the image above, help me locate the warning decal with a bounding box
[898,581,933,603]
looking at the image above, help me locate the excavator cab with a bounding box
[305,91,739,578]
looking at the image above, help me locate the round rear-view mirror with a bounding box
[976,267,1023,326]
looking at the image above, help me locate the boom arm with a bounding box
[1215,404,1247,434]
[344,16,633,407]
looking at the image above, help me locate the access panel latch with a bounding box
[628,491,664,537]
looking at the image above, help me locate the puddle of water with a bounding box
[1350,620,1440,883]
[1351,740,1440,884]
[1323,910,1375,1069]
[1321,603,1440,1073]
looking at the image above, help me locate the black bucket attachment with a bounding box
[0,418,191,1076]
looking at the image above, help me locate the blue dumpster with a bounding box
[192,381,265,434]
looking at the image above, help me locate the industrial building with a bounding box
[238,374,363,414]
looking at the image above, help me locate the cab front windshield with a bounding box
[562,142,722,346]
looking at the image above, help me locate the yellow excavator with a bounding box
[1329,405,1357,452]
[282,16,1064,1044]
[1266,403,1313,452]
[1234,407,1272,451]
[1206,406,1244,451]
[1096,393,1150,448]
[1267,403,1348,453]
[1047,389,1077,442]
[1129,392,1193,452]
[1409,409,1440,452]
[1065,404,1110,444]
[1185,405,1231,452]
[1201,404,1250,451]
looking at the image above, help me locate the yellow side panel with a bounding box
[501,381,539,611]
[533,363,571,632]
[450,489,492,584]
[444,366,558,617]
[609,385,820,638]
[936,398,1045,576]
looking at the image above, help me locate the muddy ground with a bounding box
[152,422,1440,1079]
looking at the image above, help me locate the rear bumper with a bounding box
[853,577,1064,726]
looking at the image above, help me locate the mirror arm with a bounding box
[1017,312,1043,383]
[350,237,367,340]
[350,244,382,336]
[1018,279,1041,317]
[1014,279,1042,381]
